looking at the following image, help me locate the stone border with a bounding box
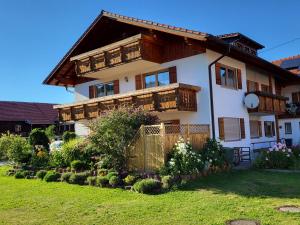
[276,205,300,213]
[226,219,261,225]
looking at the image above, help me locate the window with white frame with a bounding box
[220,66,238,89]
[223,118,241,141]
[96,82,114,97]
[285,122,292,134]
[264,121,275,137]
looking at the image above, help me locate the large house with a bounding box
[273,55,300,146]
[43,11,300,158]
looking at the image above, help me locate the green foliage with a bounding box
[43,171,60,182]
[97,168,108,176]
[0,133,11,160]
[201,139,226,167]
[61,139,83,166]
[96,176,109,187]
[1,133,32,164]
[133,178,162,194]
[69,172,88,185]
[30,149,49,169]
[161,175,174,190]
[45,125,56,141]
[292,145,300,159]
[61,172,72,183]
[254,150,295,169]
[167,137,204,176]
[109,175,120,187]
[49,150,66,168]
[123,175,136,185]
[89,106,158,171]
[62,131,76,142]
[106,171,118,180]
[14,170,25,179]
[71,160,85,171]
[29,128,49,150]
[87,176,97,186]
[36,170,47,180]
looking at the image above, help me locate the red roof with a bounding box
[0,101,58,124]
[272,55,300,75]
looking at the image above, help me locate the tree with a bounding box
[45,125,56,141]
[29,128,49,151]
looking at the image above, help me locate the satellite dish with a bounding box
[244,93,259,109]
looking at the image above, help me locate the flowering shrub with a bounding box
[254,143,295,169]
[167,137,204,176]
[201,139,226,168]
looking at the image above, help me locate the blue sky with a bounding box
[0,0,299,104]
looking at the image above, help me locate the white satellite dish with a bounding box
[244,93,259,109]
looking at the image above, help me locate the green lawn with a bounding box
[0,167,300,225]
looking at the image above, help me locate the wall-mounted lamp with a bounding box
[125,76,129,82]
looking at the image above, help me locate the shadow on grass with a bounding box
[181,169,300,199]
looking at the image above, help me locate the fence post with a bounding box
[160,123,165,164]
[140,125,146,172]
[187,123,190,138]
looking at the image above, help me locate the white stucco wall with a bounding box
[282,85,300,104]
[278,118,300,146]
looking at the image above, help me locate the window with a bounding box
[15,125,22,133]
[250,120,261,138]
[285,122,292,134]
[96,82,114,97]
[144,70,170,88]
[292,92,300,104]
[264,121,275,137]
[223,118,241,141]
[247,80,259,92]
[261,84,270,94]
[220,66,238,89]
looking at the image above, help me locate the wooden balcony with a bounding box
[70,34,163,79]
[246,91,287,115]
[54,83,200,122]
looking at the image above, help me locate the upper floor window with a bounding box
[96,82,114,97]
[215,63,242,90]
[247,80,259,92]
[261,84,271,94]
[264,121,275,137]
[285,122,292,134]
[144,70,170,89]
[292,92,300,104]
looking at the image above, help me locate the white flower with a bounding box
[209,159,212,163]
[287,154,290,157]
[265,157,269,161]
[288,149,292,153]
[269,148,273,152]
[282,149,286,152]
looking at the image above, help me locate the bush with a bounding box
[89,106,158,171]
[61,138,83,166]
[45,125,56,141]
[201,139,226,168]
[87,176,97,186]
[106,171,118,180]
[62,131,76,142]
[71,160,85,171]
[30,149,49,169]
[49,150,66,168]
[61,172,72,183]
[97,168,108,176]
[133,179,161,194]
[124,175,136,185]
[161,175,174,190]
[0,133,11,160]
[109,175,120,187]
[29,128,49,151]
[15,170,25,179]
[96,176,109,187]
[36,170,47,179]
[69,172,88,185]
[43,171,60,182]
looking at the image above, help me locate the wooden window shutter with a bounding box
[240,118,245,139]
[258,121,262,137]
[292,92,298,103]
[272,121,275,136]
[89,85,97,99]
[169,66,177,83]
[113,80,120,94]
[135,75,142,90]
[247,80,250,92]
[218,118,225,140]
[215,63,221,85]
[255,82,259,91]
[237,69,242,89]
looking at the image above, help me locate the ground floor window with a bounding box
[264,121,275,137]
[219,117,243,142]
[285,122,292,134]
[250,120,261,138]
[15,124,22,132]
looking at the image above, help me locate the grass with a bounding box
[0,167,300,225]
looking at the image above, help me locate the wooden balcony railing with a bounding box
[54,83,200,122]
[246,91,287,115]
[70,34,162,76]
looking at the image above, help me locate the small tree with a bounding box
[62,131,76,142]
[89,106,158,171]
[45,125,56,141]
[29,128,49,150]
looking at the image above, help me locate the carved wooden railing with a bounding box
[246,91,287,115]
[70,34,162,76]
[54,83,200,122]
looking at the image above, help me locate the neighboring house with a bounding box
[273,55,300,146]
[43,10,300,158]
[0,101,73,136]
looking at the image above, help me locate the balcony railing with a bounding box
[70,34,162,76]
[54,83,200,122]
[246,91,287,115]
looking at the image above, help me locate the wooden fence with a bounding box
[127,124,210,172]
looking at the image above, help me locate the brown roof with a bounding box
[0,101,58,124]
[272,55,300,75]
[217,32,264,49]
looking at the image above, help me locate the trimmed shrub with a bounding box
[15,170,25,179]
[87,176,97,186]
[36,170,47,180]
[45,125,56,141]
[133,179,162,194]
[62,131,76,143]
[49,150,66,168]
[61,172,72,183]
[69,172,88,185]
[71,160,85,171]
[43,171,60,182]
[61,138,83,166]
[97,168,108,176]
[96,176,109,187]
[109,175,120,188]
[161,175,174,190]
[106,171,118,180]
[124,175,136,186]
[29,128,49,151]
[30,150,49,169]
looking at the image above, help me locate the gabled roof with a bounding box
[0,101,58,124]
[217,32,264,49]
[272,55,300,75]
